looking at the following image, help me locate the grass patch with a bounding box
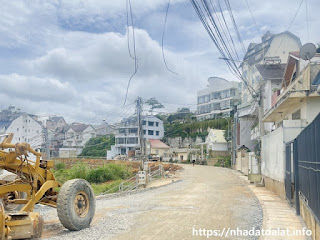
[53,162,134,192]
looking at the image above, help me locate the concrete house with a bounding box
[261,53,320,198]
[205,129,228,152]
[197,77,239,121]
[1,113,44,151]
[146,139,170,161]
[61,123,96,156]
[235,31,302,154]
[107,115,164,159]
[46,116,67,131]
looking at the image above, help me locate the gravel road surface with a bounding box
[37,164,262,240]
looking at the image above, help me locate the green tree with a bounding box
[79,135,115,157]
[145,97,164,114]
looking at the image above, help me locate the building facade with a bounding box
[107,115,164,159]
[1,113,44,151]
[261,55,320,198]
[197,77,239,121]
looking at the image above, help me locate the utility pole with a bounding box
[136,97,144,160]
[257,84,265,174]
[43,128,50,160]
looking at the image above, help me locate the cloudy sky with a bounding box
[0,0,318,124]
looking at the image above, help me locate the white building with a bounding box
[261,54,320,198]
[205,129,228,152]
[0,113,44,151]
[62,123,96,156]
[235,31,301,154]
[197,77,239,121]
[107,115,164,159]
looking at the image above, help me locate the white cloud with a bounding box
[0,74,76,102]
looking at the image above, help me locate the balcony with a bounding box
[263,64,320,123]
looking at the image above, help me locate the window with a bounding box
[129,128,138,134]
[127,138,138,144]
[156,131,159,136]
[148,121,154,126]
[116,138,125,144]
[17,128,19,131]
[156,122,159,127]
[119,129,126,134]
[143,130,146,135]
[148,130,154,135]
[142,120,146,125]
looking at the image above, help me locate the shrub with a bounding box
[68,162,90,180]
[54,162,66,171]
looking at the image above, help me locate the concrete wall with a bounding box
[236,150,249,175]
[262,123,305,198]
[299,197,320,240]
[248,152,259,175]
[261,127,284,183]
[264,175,286,199]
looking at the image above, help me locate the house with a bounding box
[107,115,164,159]
[261,53,320,198]
[235,31,301,154]
[0,113,44,153]
[205,129,228,152]
[168,147,199,162]
[93,121,115,136]
[146,139,170,161]
[50,125,70,158]
[46,116,67,131]
[62,123,96,156]
[197,77,239,121]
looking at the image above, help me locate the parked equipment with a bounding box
[0,133,95,239]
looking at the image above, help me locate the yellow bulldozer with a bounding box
[0,133,95,239]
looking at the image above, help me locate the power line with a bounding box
[124,0,138,106]
[224,0,246,54]
[162,0,178,75]
[244,0,261,37]
[190,0,257,97]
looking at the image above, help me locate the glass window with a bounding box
[148,121,154,126]
[148,130,154,135]
[156,122,159,127]
[156,131,159,136]
[142,120,146,125]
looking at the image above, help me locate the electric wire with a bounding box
[162,0,178,75]
[124,0,138,106]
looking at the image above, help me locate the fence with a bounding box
[295,113,320,220]
[101,164,164,195]
[285,113,320,221]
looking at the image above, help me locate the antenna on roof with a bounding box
[299,43,317,60]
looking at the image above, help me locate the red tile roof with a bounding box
[148,139,170,149]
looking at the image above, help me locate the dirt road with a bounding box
[40,164,262,240]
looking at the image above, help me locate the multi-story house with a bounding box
[234,31,301,156]
[261,52,320,198]
[46,116,67,131]
[0,113,44,152]
[197,77,239,121]
[107,115,164,158]
[61,123,96,156]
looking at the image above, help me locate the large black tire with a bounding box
[57,179,95,231]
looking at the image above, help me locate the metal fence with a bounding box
[294,113,320,220]
[102,164,164,195]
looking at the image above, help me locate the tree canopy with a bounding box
[79,135,115,157]
[145,97,164,114]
